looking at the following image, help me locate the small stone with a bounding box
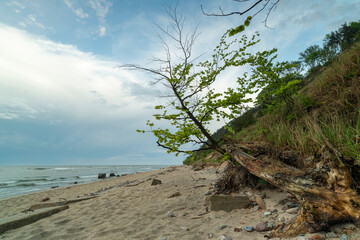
[255,221,268,232]
[309,234,323,240]
[109,173,115,177]
[246,192,253,197]
[271,209,278,213]
[208,233,214,239]
[253,205,259,211]
[278,217,285,222]
[205,190,212,195]
[244,226,255,232]
[180,226,189,231]
[41,197,50,202]
[264,211,272,216]
[219,235,232,240]
[151,179,162,185]
[168,192,181,198]
[296,237,306,240]
[325,232,337,238]
[340,234,350,240]
[267,221,276,230]
[167,211,175,217]
[234,227,242,232]
[286,207,299,214]
[220,224,227,230]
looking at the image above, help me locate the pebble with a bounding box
[234,227,242,232]
[264,211,272,216]
[253,205,259,211]
[168,192,181,198]
[151,179,162,185]
[286,207,299,214]
[208,233,214,239]
[309,234,323,240]
[340,234,350,240]
[205,190,212,195]
[267,221,276,230]
[244,226,255,232]
[278,217,285,222]
[180,226,190,231]
[255,221,268,232]
[219,235,232,240]
[220,224,228,230]
[167,211,175,217]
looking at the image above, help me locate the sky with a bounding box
[0,0,359,166]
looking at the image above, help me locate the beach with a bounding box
[0,165,358,240]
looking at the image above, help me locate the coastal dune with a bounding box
[0,165,358,240]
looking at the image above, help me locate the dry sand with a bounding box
[0,165,358,240]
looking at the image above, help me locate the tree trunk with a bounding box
[224,143,360,238]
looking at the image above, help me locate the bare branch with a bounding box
[201,0,281,27]
[201,0,264,17]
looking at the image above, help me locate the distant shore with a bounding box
[0,165,358,240]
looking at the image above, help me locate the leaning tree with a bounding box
[121,5,360,238]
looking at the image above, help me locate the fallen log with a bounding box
[0,206,69,234]
[224,143,360,238]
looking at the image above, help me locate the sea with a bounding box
[0,165,168,199]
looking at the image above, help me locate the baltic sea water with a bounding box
[0,165,167,199]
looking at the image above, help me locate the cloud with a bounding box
[19,15,46,29]
[0,24,157,123]
[89,0,111,20]
[0,23,178,164]
[7,0,25,12]
[99,25,106,36]
[89,0,111,36]
[64,0,89,19]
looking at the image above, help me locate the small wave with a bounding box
[79,175,97,179]
[31,167,50,170]
[16,183,36,187]
[55,168,73,170]
[16,178,48,183]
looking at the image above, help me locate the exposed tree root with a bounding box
[224,142,360,238]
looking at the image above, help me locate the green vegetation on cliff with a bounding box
[184,20,360,166]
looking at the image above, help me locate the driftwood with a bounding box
[22,196,96,212]
[224,143,360,238]
[0,206,69,234]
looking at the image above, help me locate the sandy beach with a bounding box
[0,165,358,240]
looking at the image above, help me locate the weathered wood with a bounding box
[24,196,96,211]
[0,206,69,234]
[224,143,360,238]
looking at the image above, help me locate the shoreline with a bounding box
[0,165,169,200]
[0,165,359,240]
